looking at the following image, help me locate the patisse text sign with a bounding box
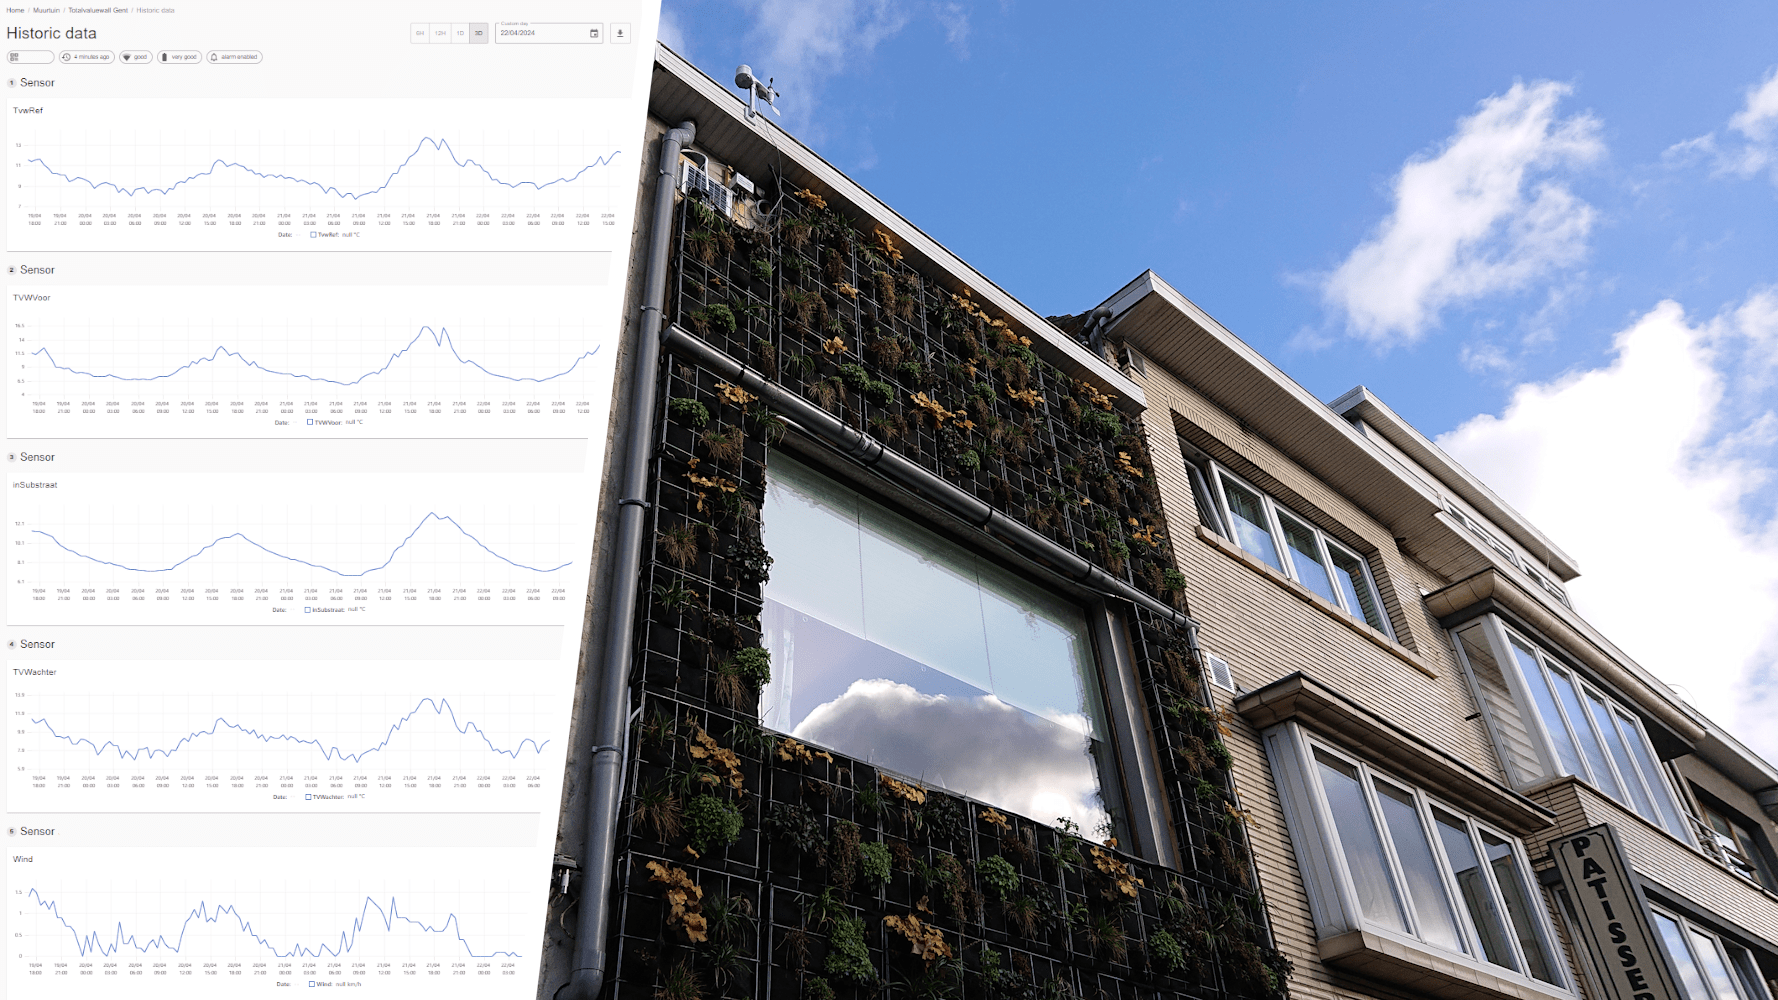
[1551,824,1681,1000]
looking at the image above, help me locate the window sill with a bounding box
[1194,524,1435,679]
[1320,927,1576,1000]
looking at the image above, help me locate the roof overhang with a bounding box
[1425,569,1706,748]
[1100,270,1444,535]
[1331,387,1579,580]
[1236,671,1556,835]
[648,44,1145,413]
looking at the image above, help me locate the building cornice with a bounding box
[1235,671,1556,836]
[1330,387,1579,581]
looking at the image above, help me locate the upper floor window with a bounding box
[1442,499,1570,608]
[1692,794,1777,892]
[1451,617,1691,842]
[759,452,1123,838]
[1265,723,1569,991]
[1182,450,1393,638]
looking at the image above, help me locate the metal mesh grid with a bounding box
[585,192,1290,1000]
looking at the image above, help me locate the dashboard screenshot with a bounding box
[2,2,659,994]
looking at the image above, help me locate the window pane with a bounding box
[1690,928,1746,1000]
[1481,832,1560,984]
[1181,455,1226,535]
[1616,708,1690,839]
[1456,624,1546,786]
[1220,476,1283,573]
[1729,823,1778,891]
[1586,690,1657,820]
[1511,641,1585,778]
[1434,808,1518,971]
[1374,781,1463,952]
[1328,545,1386,631]
[1314,750,1405,931]
[1547,666,1623,801]
[1278,513,1340,605]
[760,455,1114,834]
[1724,943,1771,1000]
[1654,912,1717,1000]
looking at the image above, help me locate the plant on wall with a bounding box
[858,841,892,889]
[602,190,1292,1000]
[684,794,743,857]
[824,915,876,985]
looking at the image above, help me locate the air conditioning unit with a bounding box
[680,161,732,216]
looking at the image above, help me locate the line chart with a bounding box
[33,326,601,387]
[31,513,571,576]
[28,137,620,200]
[31,697,549,764]
[26,890,518,959]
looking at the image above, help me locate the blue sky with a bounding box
[660,2,1778,758]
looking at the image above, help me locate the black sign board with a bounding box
[1551,824,1681,1000]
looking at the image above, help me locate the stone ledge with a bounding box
[1195,524,1436,679]
[1320,928,1577,1000]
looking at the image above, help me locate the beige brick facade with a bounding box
[1111,284,1778,999]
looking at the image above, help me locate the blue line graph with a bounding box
[29,136,619,200]
[32,697,548,764]
[32,512,570,576]
[34,326,599,387]
[28,889,518,959]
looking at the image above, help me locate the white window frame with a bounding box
[1444,498,1572,607]
[1265,722,1573,993]
[1202,462,1395,640]
[1649,904,1774,1000]
[1451,615,1695,846]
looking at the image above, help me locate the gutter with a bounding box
[561,118,696,1000]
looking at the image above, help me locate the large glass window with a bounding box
[759,453,1118,835]
[1652,907,1770,1000]
[1433,807,1518,971]
[1497,624,1690,840]
[1219,474,1284,573]
[1315,750,1406,931]
[1195,460,1393,637]
[1285,734,1566,987]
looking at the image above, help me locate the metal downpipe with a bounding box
[561,119,695,1000]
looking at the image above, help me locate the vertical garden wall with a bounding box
[585,188,1292,1000]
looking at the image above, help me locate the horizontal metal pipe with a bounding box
[663,324,1194,629]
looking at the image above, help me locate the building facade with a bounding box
[540,45,1778,1000]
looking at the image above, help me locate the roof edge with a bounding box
[652,43,1146,412]
[1331,386,1579,580]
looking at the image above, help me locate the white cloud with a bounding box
[795,678,1109,832]
[1321,81,1604,345]
[934,2,971,58]
[740,0,912,126]
[1666,65,1778,184]
[1438,297,1778,760]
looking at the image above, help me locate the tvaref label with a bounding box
[1551,824,1681,1000]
